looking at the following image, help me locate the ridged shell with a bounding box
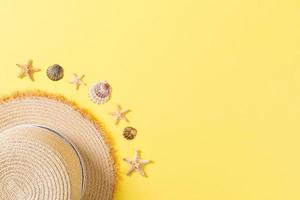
[123,127,137,140]
[47,64,64,81]
[88,81,112,104]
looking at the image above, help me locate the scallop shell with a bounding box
[123,127,137,140]
[88,81,112,104]
[47,64,64,81]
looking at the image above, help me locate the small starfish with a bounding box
[16,60,41,81]
[69,73,86,90]
[110,105,130,124]
[123,150,151,177]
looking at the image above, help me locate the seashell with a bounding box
[47,64,64,81]
[88,81,112,104]
[123,127,137,140]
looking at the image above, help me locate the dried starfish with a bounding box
[16,60,41,81]
[69,73,86,90]
[110,105,130,124]
[123,150,151,177]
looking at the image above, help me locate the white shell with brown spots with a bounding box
[88,81,112,104]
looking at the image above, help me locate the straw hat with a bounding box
[0,91,116,200]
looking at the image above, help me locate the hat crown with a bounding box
[0,125,83,200]
[0,92,116,199]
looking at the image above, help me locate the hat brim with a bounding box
[0,91,117,200]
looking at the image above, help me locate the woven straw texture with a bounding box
[0,125,82,200]
[0,92,115,200]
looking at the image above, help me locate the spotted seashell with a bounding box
[123,127,137,140]
[88,81,112,104]
[47,64,64,81]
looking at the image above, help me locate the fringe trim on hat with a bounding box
[0,90,120,195]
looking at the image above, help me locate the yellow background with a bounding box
[0,0,300,199]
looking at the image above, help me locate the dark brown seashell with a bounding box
[123,127,137,140]
[47,64,64,81]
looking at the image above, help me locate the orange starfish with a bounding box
[16,60,41,81]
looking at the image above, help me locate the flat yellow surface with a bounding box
[0,0,300,199]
